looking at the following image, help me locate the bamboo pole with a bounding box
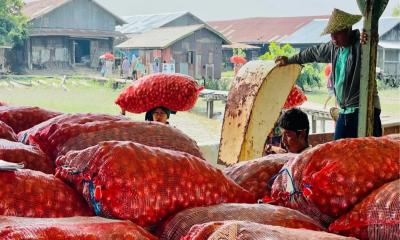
[356,0,388,137]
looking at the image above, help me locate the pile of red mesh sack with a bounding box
[29,120,203,160]
[386,133,400,142]
[0,216,157,240]
[0,139,54,174]
[182,221,357,240]
[56,141,255,227]
[18,113,127,144]
[283,85,307,109]
[0,106,61,133]
[157,203,324,240]
[0,121,17,141]
[0,169,92,218]
[223,153,296,200]
[115,73,204,113]
[329,179,400,240]
[272,137,400,225]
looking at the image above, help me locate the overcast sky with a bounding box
[96,0,399,21]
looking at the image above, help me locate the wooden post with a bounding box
[312,115,317,133]
[356,0,388,137]
[320,119,326,133]
[207,100,214,119]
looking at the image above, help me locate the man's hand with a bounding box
[360,30,378,45]
[360,31,368,45]
[275,56,289,66]
[264,144,287,156]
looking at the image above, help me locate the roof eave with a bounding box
[203,24,231,44]
[25,0,127,25]
[91,0,127,25]
[26,0,72,22]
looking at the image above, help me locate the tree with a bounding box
[392,1,400,16]
[232,48,246,57]
[0,0,27,46]
[259,42,322,90]
[258,42,297,60]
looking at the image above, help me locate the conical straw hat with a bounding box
[322,8,362,35]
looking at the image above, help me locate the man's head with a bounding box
[278,108,310,153]
[331,28,352,47]
[145,107,171,124]
[322,8,362,46]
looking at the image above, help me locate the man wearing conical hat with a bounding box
[276,8,382,140]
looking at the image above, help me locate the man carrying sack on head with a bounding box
[276,9,382,140]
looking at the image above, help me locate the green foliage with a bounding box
[296,63,324,90]
[258,42,297,60]
[232,48,246,57]
[377,78,388,91]
[196,78,233,91]
[221,71,234,78]
[0,0,27,46]
[259,42,322,90]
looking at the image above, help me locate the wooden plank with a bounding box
[308,122,399,146]
[309,132,334,146]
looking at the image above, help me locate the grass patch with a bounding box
[221,71,234,78]
[0,76,398,142]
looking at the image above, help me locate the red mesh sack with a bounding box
[386,133,400,142]
[0,106,61,133]
[324,64,332,77]
[0,216,157,240]
[284,85,307,109]
[115,73,204,113]
[18,113,127,144]
[0,121,17,141]
[157,203,324,240]
[0,139,54,174]
[0,169,92,218]
[223,154,296,200]
[183,221,356,240]
[30,120,203,160]
[271,137,400,225]
[55,141,255,227]
[329,179,400,240]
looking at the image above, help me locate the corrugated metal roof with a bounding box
[29,28,124,38]
[379,41,400,49]
[282,17,400,45]
[354,17,399,36]
[208,16,329,44]
[223,42,260,49]
[281,19,330,44]
[22,0,126,25]
[116,24,230,49]
[117,12,194,34]
[23,0,70,20]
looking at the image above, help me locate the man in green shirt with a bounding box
[276,9,382,140]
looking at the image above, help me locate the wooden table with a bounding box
[199,89,228,118]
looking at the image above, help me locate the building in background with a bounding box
[117,12,230,79]
[12,0,125,70]
[116,24,230,79]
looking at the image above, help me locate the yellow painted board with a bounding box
[218,60,302,165]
